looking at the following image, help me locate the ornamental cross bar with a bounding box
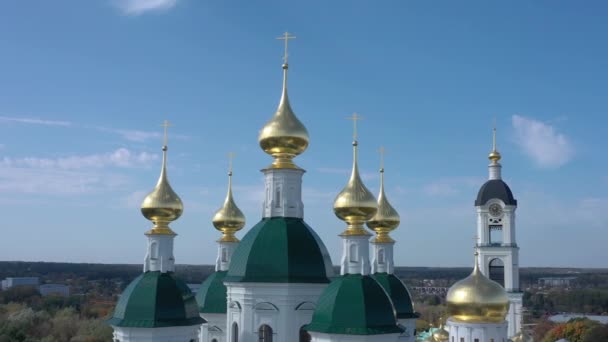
[378,146,386,170]
[347,113,363,141]
[276,31,296,64]
[161,120,173,146]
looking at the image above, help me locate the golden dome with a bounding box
[510,331,533,342]
[488,126,501,163]
[258,63,309,169]
[446,252,509,323]
[212,169,246,242]
[141,145,183,235]
[366,166,400,243]
[333,140,377,236]
[432,325,449,342]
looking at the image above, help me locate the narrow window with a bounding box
[460,338,464,342]
[232,322,239,342]
[275,187,281,208]
[212,340,218,342]
[150,241,158,259]
[378,249,385,264]
[258,324,273,342]
[474,339,479,342]
[221,248,227,262]
[299,326,311,342]
[490,339,495,342]
[349,243,358,262]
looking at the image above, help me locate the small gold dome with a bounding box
[432,325,449,342]
[446,253,509,323]
[509,331,533,342]
[212,170,246,242]
[141,146,183,235]
[488,126,501,163]
[367,168,400,243]
[333,141,377,236]
[258,64,309,169]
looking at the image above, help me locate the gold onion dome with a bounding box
[446,252,509,323]
[212,166,246,243]
[366,164,400,243]
[333,123,378,235]
[258,62,309,169]
[432,325,449,342]
[488,126,501,163]
[141,131,183,235]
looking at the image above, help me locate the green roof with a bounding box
[195,271,228,314]
[107,271,204,328]
[224,217,333,283]
[372,273,419,319]
[305,274,402,335]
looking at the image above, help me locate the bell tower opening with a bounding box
[489,225,503,245]
[489,258,504,287]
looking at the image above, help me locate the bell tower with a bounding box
[474,127,523,338]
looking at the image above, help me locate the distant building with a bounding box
[538,276,578,287]
[39,284,70,297]
[549,313,608,325]
[1,277,39,290]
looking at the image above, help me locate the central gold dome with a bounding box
[446,254,509,323]
[258,64,309,169]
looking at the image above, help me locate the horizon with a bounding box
[1,1,607,268]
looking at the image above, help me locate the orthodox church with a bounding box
[108,33,523,342]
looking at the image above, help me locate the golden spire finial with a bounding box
[367,147,400,243]
[333,113,377,236]
[141,121,183,235]
[259,31,309,169]
[488,120,502,163]
[161,120,172,147]
[347,112,363,141]
[212,152,246,242]
[276,31,296,65]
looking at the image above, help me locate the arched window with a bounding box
[221,248,227,262]
[489,258,505,287]
[349,243,358,262]
[378,248,385,264]
[299,326,311,342]
[212,339,218,342]
[232,322,239,342]
[150,241,158,259]
[258,324,273,342]
[275,187,281,208]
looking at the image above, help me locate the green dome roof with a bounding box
[372,273,419,319]
[195,271,227,314]
[305,274,402,335]
[224,217,333,283]
[108,271,204,328]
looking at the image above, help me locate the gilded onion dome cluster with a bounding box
[446,252,509,323]
[258,60,309,169]
[367,161,400,243]
[141,133,183,236]
[212,164,245,242]
[333,122,378,236]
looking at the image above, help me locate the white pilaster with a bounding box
[340,235,371,276]
[262,168,305,218]
[112,325,199,342]
[446,318,508,342]
[216,241,238,272]
[143,234,175,273]
[371,241,394,274]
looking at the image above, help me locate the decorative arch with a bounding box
[254,302,279,311]
[349,243,358,262]
[294,302,315,311]
[378,248,385,264]
[150,241,158,259]
[489,258,505,287]
[229,301,242,312]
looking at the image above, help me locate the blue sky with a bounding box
[0,0,606,267]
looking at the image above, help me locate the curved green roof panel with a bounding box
[305,274,402,335]
[225,217,333,283]
[372,273,419,319]
[108,271,204,328]
[195,271,228,314]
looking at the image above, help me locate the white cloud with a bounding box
[512,115,574,168]
[114,0,178,15]
[316,167,378,181]
[422,176,483,197]
[1,148,157,170]
[0,116,72,127]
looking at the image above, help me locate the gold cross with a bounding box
[378,146,385,169]
[227,152,235,173]
[492,118,497,151]
[347,112,363,140]
[276,31,296,64]
[161,120,173,146]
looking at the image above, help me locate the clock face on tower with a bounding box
[489,203,503,217]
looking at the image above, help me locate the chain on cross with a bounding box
[347,113,363,141]
[161,120,173,146]
[276,31,296,64]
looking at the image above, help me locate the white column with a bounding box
[262,168,305,218]
[371,241,394,274]
[143,234,175,273]
[340,235,371,276]
[216,241,238,272]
